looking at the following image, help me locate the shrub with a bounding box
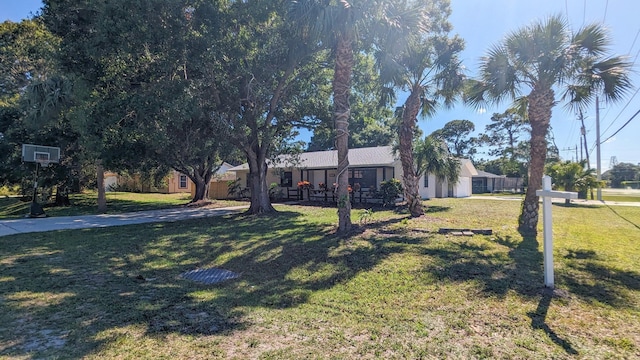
[377,179,403,207]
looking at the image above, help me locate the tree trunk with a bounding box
[399,89,424,217]
[97,160,107,213]
[247,156,275,214]
[333,34,354,234]
[247,149,276,215]
[191,176,208,202]
[191,169,212,203]
[518,87,554,235]
[54,186,71,206]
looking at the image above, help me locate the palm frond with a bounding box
[593,56,634,102]
[479,44,520,102]
[463,78,490,109]
[572,23,609,57]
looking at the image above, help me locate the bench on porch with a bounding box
[309,189,332,202]
[352,189,384,204]
[287,188,301,200]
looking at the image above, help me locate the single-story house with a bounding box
[104,162,236,198]
[228,146,477,200]
[472,170,504,194]
[189,162,237,199]
[472,170,525,194]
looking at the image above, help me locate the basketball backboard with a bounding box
[22,144,61,164]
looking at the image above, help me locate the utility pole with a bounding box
[561,145,578,162]
[596,96,602,201]
[578,109,591,169]
[579,137,584,162]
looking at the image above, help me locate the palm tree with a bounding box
[373,0,465,217]
[290,0,424,233]
[466,15,631,235]
[377,29,465,217]
[414,135,460,194]
[546,160,602,204]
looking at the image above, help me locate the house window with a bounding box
[424,175,429,188]
[281,171,293,187]
[349,168,376,189]
[179,175,188,189]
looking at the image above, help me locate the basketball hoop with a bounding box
[21,144,61,218]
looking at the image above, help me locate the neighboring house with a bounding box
[104,170,185,193]
[472,170,504,194]
[104,162,236,198]
[104,171,119,192]
[228,146,477,199]
[472,170,524,194]
[189,162,237,200]
[167,170,194,194]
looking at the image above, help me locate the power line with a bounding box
[601,86,640,136]
[603,0,609,23]
[628,29,640,55]
[600,108,640,144]
[598,27,640,137]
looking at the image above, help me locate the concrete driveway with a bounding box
[0,205,249,237]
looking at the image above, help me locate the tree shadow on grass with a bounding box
[420,232,593,355]
[424,205,451,214]
[0,209,405,358]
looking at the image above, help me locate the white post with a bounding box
[541,176,554,288]
[596,96,602,201]
[536,175,577,289]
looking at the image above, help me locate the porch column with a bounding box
[324,169,328,201]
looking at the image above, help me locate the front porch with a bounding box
[278,166,396,204]
[284,185,389,204]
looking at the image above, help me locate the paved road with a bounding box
[0,205,249,238]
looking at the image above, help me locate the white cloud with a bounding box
[477,108,486,114]
[604,136,616,144]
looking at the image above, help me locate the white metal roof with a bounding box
[228,146,397,171]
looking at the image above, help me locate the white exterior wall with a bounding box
[417,174,473,199]
[393,162,402,182]
[454,177,473,197]
[104,175,118,192]
[418,174,436,199]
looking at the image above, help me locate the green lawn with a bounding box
[0,199,638,359]
[0,192,240,219]
[601,188,640,203]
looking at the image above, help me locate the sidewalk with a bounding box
[0,205,249,238]
[467,196,640,207]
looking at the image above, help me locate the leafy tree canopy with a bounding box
[430,119,477,160]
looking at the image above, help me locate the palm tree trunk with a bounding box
[334,34,354,234]
[400,89,423,217]
[518,87,554,235]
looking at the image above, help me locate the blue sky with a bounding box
[2,0,638,170]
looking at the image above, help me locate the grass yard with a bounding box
[601,188,640,203]
[0,199,638,359]
[0,192,240,219]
